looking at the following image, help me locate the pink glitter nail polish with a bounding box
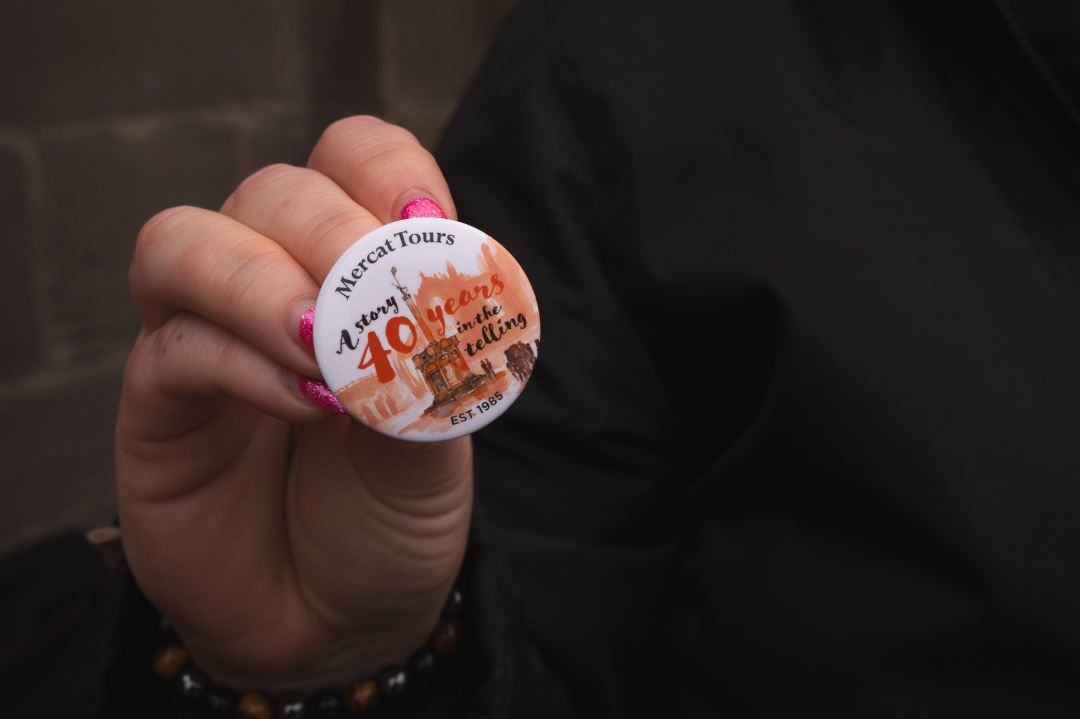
[298,306,315,353]
[298,375,348,414]
[400,197,447,220]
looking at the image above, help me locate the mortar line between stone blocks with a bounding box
[28,99,302,141]
[0,129,61,369]
[0,351,128,405]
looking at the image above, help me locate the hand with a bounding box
[116,116,471,692]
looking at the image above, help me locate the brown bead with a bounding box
[343,678,380,715]
[152,642,190,678]
[236,692,273,719]
[430,617,464,656]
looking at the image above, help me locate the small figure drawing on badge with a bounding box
[504,341,536,382]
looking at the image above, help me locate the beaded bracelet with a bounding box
[152,585,466,718]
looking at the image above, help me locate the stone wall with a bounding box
[0,0,514,556]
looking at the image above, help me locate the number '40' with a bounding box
[358,316,418,383]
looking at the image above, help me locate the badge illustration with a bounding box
[313,218,540,441]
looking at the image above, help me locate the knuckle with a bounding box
[363,141,433,175]
[153,312,186,346]
[320,114,385,144]
[316,115,420,163]
[152,314,193,363]
[216,327,245,370]
[220,245,278,309]
[135,206,194,258]
[124,332,155,386]
[227,163,298,213]
[125,313,189,387]
[131,206,199,291]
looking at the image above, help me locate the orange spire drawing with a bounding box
[391,267,436,345]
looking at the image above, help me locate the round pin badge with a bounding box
[313,218,540,441]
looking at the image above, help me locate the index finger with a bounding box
[307,115,457,225]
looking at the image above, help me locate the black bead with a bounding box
[309,689,344,719]
[377,665,411,705]
[430,618,465,656]
[204,686,238,718]
[172,667,209,702]
[158,615,174,637]
[442,587,465,617]
[275,693,308,719]
[408,647,438,685]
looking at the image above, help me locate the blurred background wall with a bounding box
[0,0,514,557]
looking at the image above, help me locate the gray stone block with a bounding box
[377,0,514,149]
[381,0,492,104]
[0,0,304,124]
[244,107,318,175]
[40,121,240,362]
[0,367,122,557]
[0,146,37,379]
[308,0,381,107]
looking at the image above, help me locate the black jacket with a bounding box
[6,0,1080,716]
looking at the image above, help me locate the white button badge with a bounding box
[313,218,540,441]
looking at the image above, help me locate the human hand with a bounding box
[116,116,471,692]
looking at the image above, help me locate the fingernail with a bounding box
[298,375,348,414]
[298,305,315,353]
[400,197,447,220]
[289,300,318,355]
